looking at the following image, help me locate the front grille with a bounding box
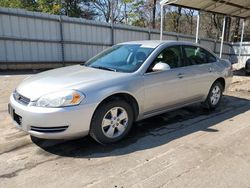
[30,126,69,133]
[13,91,30,105]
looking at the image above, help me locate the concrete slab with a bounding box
[0,73,249,188]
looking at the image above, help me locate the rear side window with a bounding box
[183,46,217,66]
[205,50,217,63]
[183,46,207,65]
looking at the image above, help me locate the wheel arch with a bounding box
[214,77,225,91]
[93,92,140,121]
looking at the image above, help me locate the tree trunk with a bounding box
[224,17,231,42]
[176,7,182,33]
[152,0,157,28]
[233,18,240,42]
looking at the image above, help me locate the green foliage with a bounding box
[0,0,97,19]
[37,0,61,14]
[127,0,145,26]
[0,0,38,11]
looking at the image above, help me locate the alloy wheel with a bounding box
[101,107,128,138]
[210,85,221,105]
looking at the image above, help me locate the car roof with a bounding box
[119,40,199,49]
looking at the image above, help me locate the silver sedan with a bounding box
[9,41,233,144]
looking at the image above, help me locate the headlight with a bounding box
[34,90,85,107]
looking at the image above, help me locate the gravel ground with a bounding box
[0,71,249,188]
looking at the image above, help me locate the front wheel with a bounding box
[89,100,134,144]
[203,81,223,110]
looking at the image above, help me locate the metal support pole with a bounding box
[238,19,245,58]
[195,12,200,43]
[59,15,65,66]
[160,5,164,41]
[219,16,226,58]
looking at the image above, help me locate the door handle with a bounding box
[177,73,184,79]
[209,67,214,72]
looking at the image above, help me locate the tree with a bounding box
[0,0,38,11]
[164,6,182,33]
[91,0,120,23]
[152,0,157,28]
[37,0,61,14]
[232,18,240,42]
[0,0,97,19]
[212,13,224,39]
[183,9,195,35]
[61,0,97,19]
[129,0,154,27]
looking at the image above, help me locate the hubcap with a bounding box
[210,85,221,105]
[101,107,128,138]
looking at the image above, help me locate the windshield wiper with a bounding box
[91,66,117,72]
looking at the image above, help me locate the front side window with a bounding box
[147,45,182,72]
[84,44,154,73]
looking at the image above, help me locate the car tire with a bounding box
[89,99,134,144]
[203,81,223,110]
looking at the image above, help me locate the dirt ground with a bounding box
[0,71,250,188]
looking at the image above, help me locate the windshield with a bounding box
[84,44,154,73]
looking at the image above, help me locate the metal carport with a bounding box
[160,0,249,59]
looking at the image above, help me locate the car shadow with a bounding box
[31,95,250,158]
[234,68,248,77]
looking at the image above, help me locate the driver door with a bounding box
[143,45,199,115]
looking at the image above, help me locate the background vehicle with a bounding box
[9,41,233,144]
[245,58,250,75]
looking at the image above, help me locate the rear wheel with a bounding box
[90,100,134,144]
[204,81,223,110]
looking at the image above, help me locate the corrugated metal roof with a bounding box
[169,0,250,19]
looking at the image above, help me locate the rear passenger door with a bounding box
[182,45,218,98]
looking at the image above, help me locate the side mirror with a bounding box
[152,62,171,72]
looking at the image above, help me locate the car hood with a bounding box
[16,65,126,101]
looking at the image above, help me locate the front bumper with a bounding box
[9,94,97,139]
